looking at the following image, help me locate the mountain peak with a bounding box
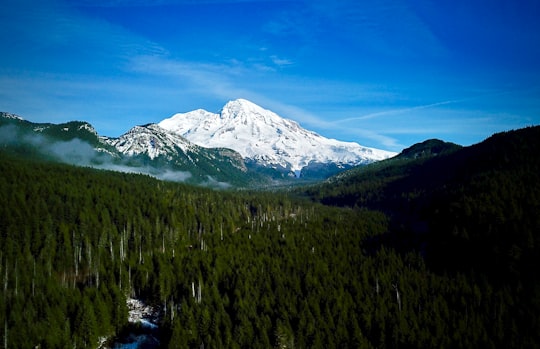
[105,123,195,159]
[397,139,462,160]
[159,100,397,174]
[223,98,256,109]
[222,98,265,114]
[220,99,288,126]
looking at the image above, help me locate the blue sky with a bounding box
[1,0,539,152]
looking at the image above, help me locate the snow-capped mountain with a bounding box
[105,123,196,160]
[104,123,245,169]
[1,100,397,186]
[103,123,249,183]
[159,99,397,175]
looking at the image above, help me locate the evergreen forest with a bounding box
[1,126,540,348]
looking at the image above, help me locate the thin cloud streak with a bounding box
[337,99,465,123]
[126,55,403,149]
[270,55,294,67]
[335,88,524,125]
[262,100,402,149]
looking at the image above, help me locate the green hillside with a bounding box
[0,115,259,187]
[304,126,540,276]
[303,126,540,345]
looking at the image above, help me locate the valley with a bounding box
[0,108,539,347]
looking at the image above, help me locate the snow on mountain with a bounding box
[104,123,196,160]
[103,123,248,178]
[159,99,397,173]
[77,122,99,136]
[0,112,24,121]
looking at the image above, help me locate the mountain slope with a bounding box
[304,126,540,282]
[302,125,540,346]
[159,99,396,176]
[0,113,254,187]
[105,124,196,160]
[0,112,118,160]
[103,123,252,186]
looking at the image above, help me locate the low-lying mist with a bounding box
[0,124,194,183]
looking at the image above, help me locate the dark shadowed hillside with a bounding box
[304,127,540,274]
[303,126,540,344]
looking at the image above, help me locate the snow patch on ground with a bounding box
[101,298,161,349]
[126,298,160,328]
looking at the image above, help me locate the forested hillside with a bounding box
[0,114,258,187]
[304,126,540,345]
[1,127,539,348]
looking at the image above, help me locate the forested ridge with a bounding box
[303,126,540,346]
[1,127,540,347]
[0,115,259,187]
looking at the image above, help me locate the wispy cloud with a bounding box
[127,54,253,100]
[345,129,401,150]
[127,55,404,149]
[248,97,402,150]
[3,0,536,155]
[270,55,294,67]
[336,99,465,123]
[0,72,182,132]
[127,53,301,105]
[1,0,165,62]
[119,55,403,150]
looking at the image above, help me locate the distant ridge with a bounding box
[0,114,252,187]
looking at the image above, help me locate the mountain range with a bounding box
[0,100,396,186]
